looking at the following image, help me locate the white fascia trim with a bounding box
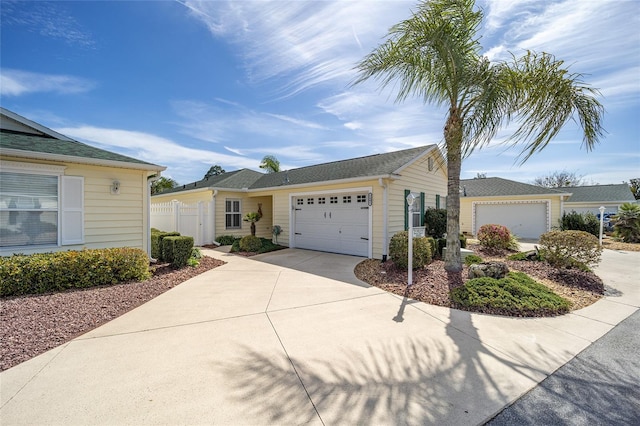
[251,174,395,193]
[0,159,66,175]
[1,148,165,172]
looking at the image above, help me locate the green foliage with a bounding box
[0,248,150,297]
[560,211,599,236]
[204,165,225,179]
[259,155,281,173]
[507,251,543,261]
[539,230,602,269]
[477,224,512,250]
[388,231,432,270]
[191,247,202,259]
[464,254,483,266]
[424,208,447,238]
[150,176,178,195]
[230,239,240,253]
[460,233,467,249]
[353,0,604,273]
[162,236,194,268]
[450,271,571,316]
[426,237,437,260]
[243,212,261,236]
[613,202,640,243]
[151,229,180,261]
[239,235,262,252]
[216,235,238,246]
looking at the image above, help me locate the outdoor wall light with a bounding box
[111,180,121,195]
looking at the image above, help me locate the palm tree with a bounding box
[243,212,261,236]
[260,155,281,173]
[613,203,640,243]
[151,176,178,195]
[354,0,604,272]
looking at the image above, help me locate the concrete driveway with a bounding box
[1,247,638,425]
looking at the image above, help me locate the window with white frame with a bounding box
[225,199,241,229]
[0,161,83,248]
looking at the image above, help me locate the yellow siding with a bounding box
[152,189,213,205]
[388,152,448,237]
[1,156,152,254]
[148,149,448,259]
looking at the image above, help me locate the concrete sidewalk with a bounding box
[1,247,638,425]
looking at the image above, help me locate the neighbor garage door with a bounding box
[474,202,548,239]
[293,192,370,257]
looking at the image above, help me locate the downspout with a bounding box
[147,174,161,260]
[379,178,388,262]
[211,189,220,246]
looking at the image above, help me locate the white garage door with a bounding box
[293,192,370,257]
[474,202,548,239]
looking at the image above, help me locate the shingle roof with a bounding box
[1,130,163,170]
[460,177,567,197]
[157,169,264,194]
[565,184,635,203]
[251,145,435,189]
[157,145,437,195]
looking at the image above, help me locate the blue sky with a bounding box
[2,0,639,186]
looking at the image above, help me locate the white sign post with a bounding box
[406,192,419,286]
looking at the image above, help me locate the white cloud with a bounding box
[0,69,96,97]
[56,126,262,183]
[181,0,413,97]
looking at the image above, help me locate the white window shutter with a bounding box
[61,176,84,245]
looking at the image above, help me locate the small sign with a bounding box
[412,227,426,238]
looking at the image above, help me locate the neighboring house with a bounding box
[152,145,447,259]
[563,184,636,216]
[459,177,570,240]
[0,108,165,256]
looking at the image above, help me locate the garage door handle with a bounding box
[361,237,369,240]
[295,232,301,235]
[361,207,368,210]
[329,212,332,219]
[324,212,326,218]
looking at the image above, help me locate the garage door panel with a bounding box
[293,192,369,257]
[475,203,547,239]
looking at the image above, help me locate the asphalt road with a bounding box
[486,309,640,425]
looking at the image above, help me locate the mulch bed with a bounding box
[0,256,224,372]
[354,245,605,316]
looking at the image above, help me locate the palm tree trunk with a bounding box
[444,108,463,273]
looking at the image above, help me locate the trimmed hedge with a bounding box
[388,231,432,270]
[162,236,194,268]
[216,235,238,246]
[239,235,262,252]
[539,230,602,270]
[0,248,150,297]
[151,229,180,261]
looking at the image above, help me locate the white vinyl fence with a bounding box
[150,200,215,246]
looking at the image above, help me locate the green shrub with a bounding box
[477,224,512,250]
[539,230,602,269]
[436,238,447,256]
[460,233,467,249]
[230,239,240,252]
[162,236,194,268]
[613,202,640,243]
[0,248,150,297]
[426,237,437,259]
[464,254,483,266]
[388,231,432,270]
[560,211,599,236]
[424,208,447,238]
[151,230,180,260]
[239,235,262,252]
[191,247,202,259]
[450,271,571,316]
[216,235,238,246]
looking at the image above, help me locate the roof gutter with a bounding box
[1,148,165,172]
